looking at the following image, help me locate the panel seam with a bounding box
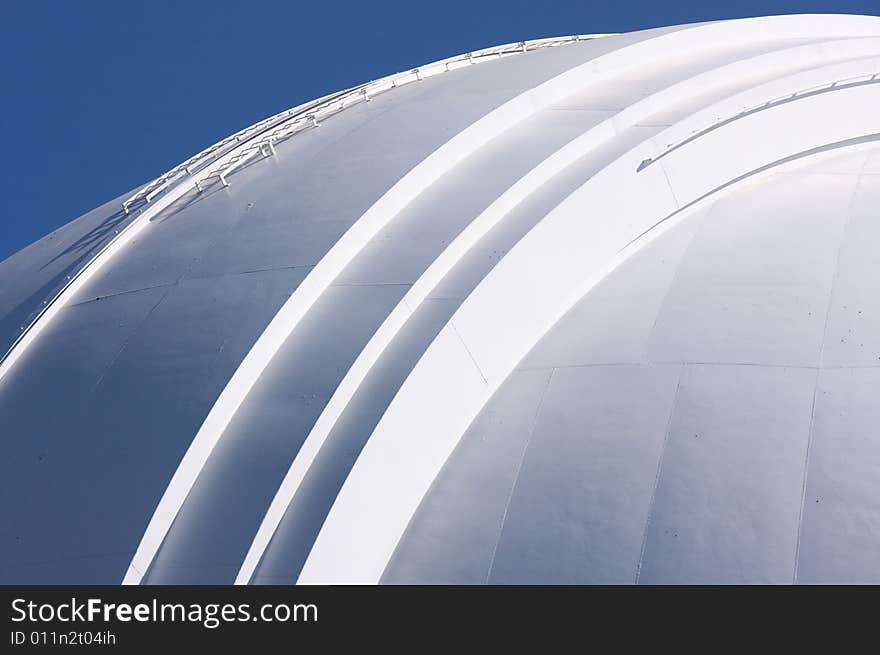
[791,161,868,583]
[635,363,684,583]
[484,367,555,583]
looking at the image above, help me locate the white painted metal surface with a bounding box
[240,36,880,585]
[299,58,880,582]
[2,14,880,585]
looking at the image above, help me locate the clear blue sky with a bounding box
[1,0,877,260]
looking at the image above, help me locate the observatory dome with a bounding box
[2,14,880,584]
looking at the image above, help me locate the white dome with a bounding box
[2,14,880,584]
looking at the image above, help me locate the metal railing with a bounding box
[638,70,880,171]
[120,34,610,214]
[0,33,612,377]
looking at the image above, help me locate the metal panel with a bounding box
[0,269,304,583]
[382,368,553,584]
[148,103,614,583]
[0,189,139,357]
[0,286,168,583]
[865,148,880,173]
[819,175,880,367]
[385,146,878,585]
[335,109,609,285]
[638,365,814,584]
[488,364,681,584]
[144,283,407,583]
[3,16,880,585]
[522,215,701,368]
[254,298,461,583]
[795,368,880,583]
[301,64,880,583]
[648,172,856,367]
[126,31,676,582]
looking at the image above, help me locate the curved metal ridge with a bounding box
[0,33,608,383]
[124,29,634,584]
[6,12,880,586]
[234,37,880,585]
[121,34,611,215]
[303,134,880,584]
[127,17,880,586]
[297,73,880,584]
